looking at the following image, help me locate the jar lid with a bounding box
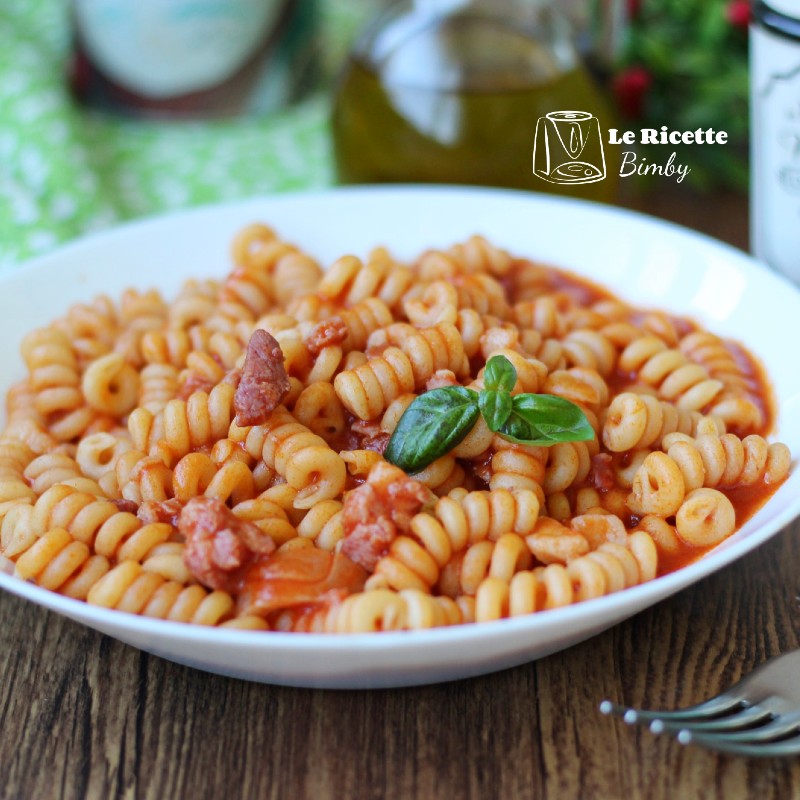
[755,0,800,39]
[757,0,799,18]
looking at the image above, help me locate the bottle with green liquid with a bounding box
[332,0,621,203]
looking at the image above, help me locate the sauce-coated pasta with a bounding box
[0,225,792,632]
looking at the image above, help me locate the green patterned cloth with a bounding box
[0,1,369,270]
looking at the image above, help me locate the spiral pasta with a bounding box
[629,430,791,518]
[619,335,725,414]
[280,588,462,633]
[88,561,235,624]
[14,527,111,599]
[0,223,790,636]
[4,381,58,454]
[139,363,180,414]
[602,391,724,452]
[168,279,220,329]
[130,382,237,464]
[416,236,513,281]
[661,431,791,489]
[366,488,540,593]
[24,452,104,495]
[333,297,394,352]
[474,531,658,621]
[257,406,347,508]
[319,253,414,311]
[20,328,94,440]
[333,347,416,420]
[0,438,37,516]
[141,328,199,367]
[437,533,533,600]
[679,331,764,430]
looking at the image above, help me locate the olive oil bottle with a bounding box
[332,1,620,203]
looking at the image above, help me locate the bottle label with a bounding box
[73,0,282,99]
[751,22,800,281]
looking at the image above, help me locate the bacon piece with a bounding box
[138,497,184,527]
[179,497,275,592]
[112,498,139,514]
[304,317,348,357]
[362,432,389,454]
[237,549,366,617]
[341,461,433,571]
[346,417,390,454]
[233,329,290,426]
[589,453,616,492]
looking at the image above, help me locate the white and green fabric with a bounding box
[0,0,370,269]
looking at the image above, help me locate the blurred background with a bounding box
[0,0,752,269]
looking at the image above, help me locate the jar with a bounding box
[68,0,318,119]
[331,0,620,202]
[751,0,800,282]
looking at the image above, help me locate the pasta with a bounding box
[0,224,792,634]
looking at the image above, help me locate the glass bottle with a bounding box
[331,0,620,202]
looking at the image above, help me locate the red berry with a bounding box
[613,66,652,119]
[726,0,750,28]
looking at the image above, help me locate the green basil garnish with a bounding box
[483,354,517,393]
[383,386,480,473]
[478,389,512,432]
[496,394,596,445]
[384,355,594,473]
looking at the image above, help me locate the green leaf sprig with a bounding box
[384,355,595,473]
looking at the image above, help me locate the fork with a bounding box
[599,649,800,757]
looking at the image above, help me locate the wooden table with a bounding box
[2,191,799,800]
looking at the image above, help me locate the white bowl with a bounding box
[1,186,798,688]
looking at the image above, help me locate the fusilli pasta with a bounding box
[0,224,791,634]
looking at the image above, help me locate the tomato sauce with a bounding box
[656,481,777,576]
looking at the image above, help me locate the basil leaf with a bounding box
[384,387,480,473]
[496,393,595,445]
[478,389,512,432]
[483,355,517,393]
[496,411,533,442]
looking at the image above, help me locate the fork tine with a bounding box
[601,650,800,757]
[677,712,800,744]
[676,729,800,758]
[599,694,744,725]
[649,705,773,735]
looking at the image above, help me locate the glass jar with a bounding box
[751,0,800,283]
[68,0,318,119]
[331,0,620,202]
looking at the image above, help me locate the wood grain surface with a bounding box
[3,193,800,800]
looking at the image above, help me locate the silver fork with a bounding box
[599,649,800,757]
